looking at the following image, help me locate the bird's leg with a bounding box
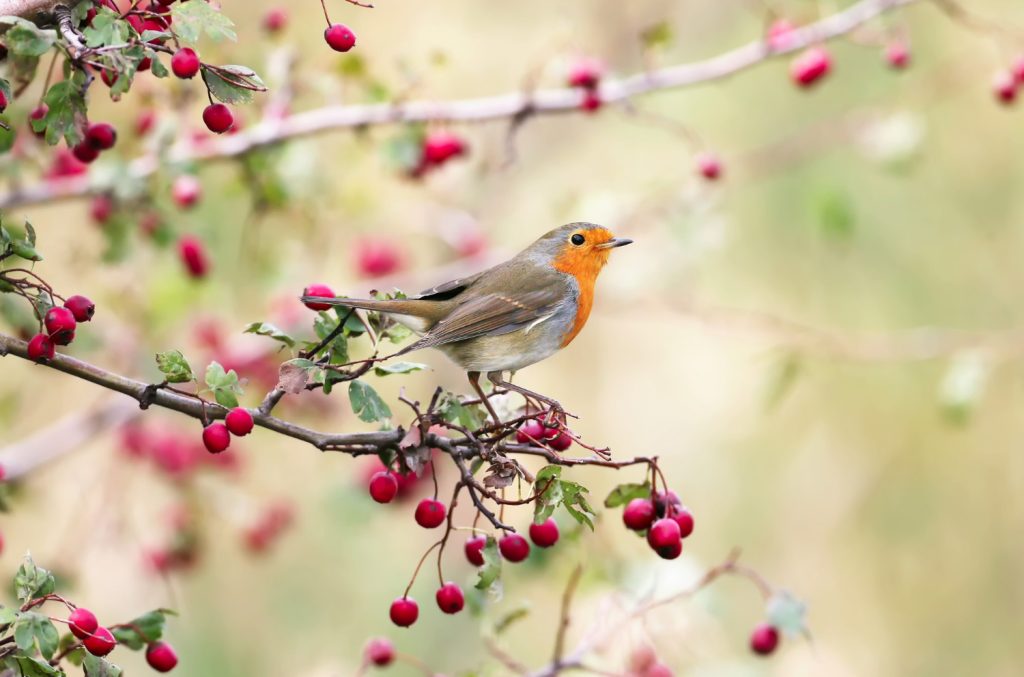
[486,371,563,426]
[468,371,502,426]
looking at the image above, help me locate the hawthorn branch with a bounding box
[0,0,917,211]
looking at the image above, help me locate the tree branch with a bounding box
[0,0,916,211]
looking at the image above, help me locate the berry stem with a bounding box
[318,0,332,27]
[403,540,442,598]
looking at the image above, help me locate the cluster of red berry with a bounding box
[26,296,95,362]
[993,57,1024,104]
[68,607,179,672]
[621,490,695,560]
[407,130,469,179]
[515,417,573,451]
[201,407,255,454]
[567,58,604,113]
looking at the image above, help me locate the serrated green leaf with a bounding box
[0,605,17,624]
[14,555,55,603]
[201,64,265,104]
[40,79,87,146]
[348,380,391,423]
[474,536,502,591]
[313,312,348,361]
[244,321,296,348]
[171,0,236,43]
[2,21,56,57]
[6,655,62,677]
[10,240,41,261]
[155,350,194,383]
[150,54,169,78]
[205,361,242,407]
[82,12,128,48]
[535,465,562,481]
[14,612,58,659]
[603,481,651,508]
[373,361,427,376]
[24,220,35,246]
[437,391,485,430]
[83,654,122,677]
[110,609,167,650]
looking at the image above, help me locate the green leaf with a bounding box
[474,536,502,591]
[82,12,128,48]
[149,53,169,78]
[244,321,296,348]
[641,21,674,49]
[0,605,18,624]
[313,312,348,361]
[83,654,122,677]
[348,380,391,423]
[10,239,41,261]
[1,19,56,57]
[14,612,59,659]
[535,465,563,482]
[766,591,807,635]
[155,350,194,383]
[24,220,36,246]
[201,65,266,105]
[373,362,427,376]
[40,78,87,146]
[205,361,242,408]
[492,604,530,635]
[110,609,167,650]
[437,391,485,430]
[382,322,413,344]
[14,555,55,603]
[603,481,651,508]
[5,655,62,677]
[171,0,237,43]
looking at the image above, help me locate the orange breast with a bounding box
[552,246,610,347]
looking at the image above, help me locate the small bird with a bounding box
[301,222,632,421]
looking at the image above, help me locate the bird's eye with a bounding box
[570,233,585,246]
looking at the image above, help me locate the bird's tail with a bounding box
[300,295,409,313]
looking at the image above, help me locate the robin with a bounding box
[300,222,632,422]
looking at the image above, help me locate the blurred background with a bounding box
[2,0,1024,675]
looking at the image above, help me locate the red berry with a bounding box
[528,518,559,548]
[302,284,335,310]
[623,498,655,531]
[171,47,200,78]
[696,152,722,180]
[0,464,5,481]
[29,104,48,138]
[655,539,682,560]
[178,235,209,278]
[516,419,545,444]
[172,175,202,208]
[324,24,356,52]
[136,109,157,136]
[653,490,682,518]
[422,131,467,165]
[202,103,234,134]
[138,57,152,71]
[355,238,402,278]
[994,71,1017,105]
[750,623,780,656]
[647,518,681,551]
[100,68,118,88]
[90,195,113,224]
[389,597,418,627]
[72,141,99,164]
[68,608,98,641]
[414,498,446,528]
[364,637,395,666]
[567,58,603,89]
[145,641,178,672]
[225,407,254,436]
[64,295,96,322]
[1013,56,1024,85]
[86,122,117,150]
[790,46,831,87]
[581,90,602,113]
[202,423,231,453]
[0,88,7,113]
[368,471,399,504]
[885,41,910,69]
[646,663,674,677]
[83,626,116,657]
[464,536,486,566]
[44,307,76,345]
[264,7,287,33]
[547,430,572,451]
[435,582,465,614]
[498,533,530,562]
[670,506,694,538]
[26,333,55,362]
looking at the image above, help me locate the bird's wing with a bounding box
[413,270,487,301]
[405,289,564,350]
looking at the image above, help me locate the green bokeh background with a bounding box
[2,1,1024,675]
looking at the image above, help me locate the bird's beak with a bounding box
[596,237,633,249]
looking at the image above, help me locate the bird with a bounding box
[300,222,632,423]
